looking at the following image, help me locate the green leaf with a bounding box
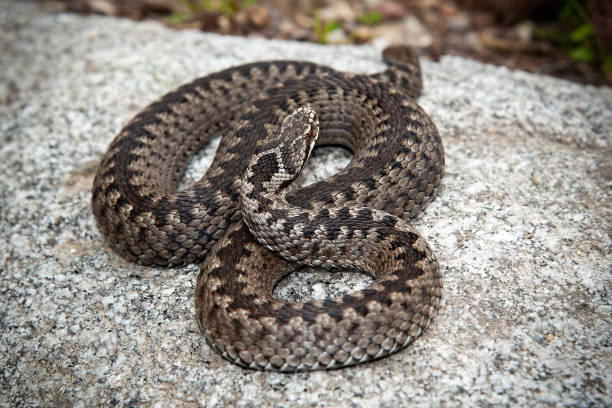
[324,20,341,34]
[558,0,588,23]
[219,0,235,15]
[601,54,612,74]
[199,0,213,12]
[358,11,382,26]
[570,23,593,43]
[166,11,188,24]
[179,0,197,13]
[569,46,594,62]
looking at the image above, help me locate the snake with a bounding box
[92,45,444,372]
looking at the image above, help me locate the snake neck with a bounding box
[240,107,320,258]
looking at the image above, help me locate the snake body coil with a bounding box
[92,46,444,372]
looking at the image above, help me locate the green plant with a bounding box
[178,0,257,16]
[357,11,382,26]
[166,11,189,24]
[313,11,342,44]
[534,0,611,74]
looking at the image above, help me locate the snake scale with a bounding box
[92,46,444,372]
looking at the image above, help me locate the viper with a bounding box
[92,46,444,372]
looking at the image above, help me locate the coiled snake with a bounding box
[92,46,444,372]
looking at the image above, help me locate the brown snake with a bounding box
[92,46,444,372]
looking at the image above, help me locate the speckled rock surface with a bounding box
[1,1,610,407]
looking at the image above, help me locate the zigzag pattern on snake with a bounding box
[92,46,444,372]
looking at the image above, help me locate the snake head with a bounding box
[241,107,320,201]
[279,106,319,171]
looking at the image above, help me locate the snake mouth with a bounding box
[298,106,320,167]
[305,126,319,160]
